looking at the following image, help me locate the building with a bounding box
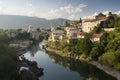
[48,30,64,42]
[103,28,115,32]
[66,27,79,39]
[82,19,99,33]
[82,13,107,33]
[90,34,104,42]
[5,29,16,38]
[77,32,85,39]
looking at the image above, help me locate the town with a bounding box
[0,11,120,80]
[48,12,117,42]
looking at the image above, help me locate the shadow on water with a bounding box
[46,51,117,80]
[25,40,117,80]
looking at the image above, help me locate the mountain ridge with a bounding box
[0,15,71,29]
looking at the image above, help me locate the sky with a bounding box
[0,0,120,20]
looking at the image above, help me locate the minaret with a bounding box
[28,25,32,33]
[50,23,54,32]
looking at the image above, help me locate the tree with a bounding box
[114,17,120,29]
[79,18,82,23]
[76,34,93,56]
[64,21,70,26]
[108,19,114,28]
[69,39,78,53]
[0,30,9,43]
[99,51,117,66]
[73,20,79,25]
[0,55,18,80]
[37,28,41,32]
[106,33,120,51]
[107,15,115,28]
[90,42,105,60]
[16,31,31,40]
[0,42,19,80]
[59,41,68,50]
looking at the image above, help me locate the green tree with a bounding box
[59,41,68,50]
[69,39,78,53]
[90,42,105,60]
[0,30,19,80]
[16,31,31,40]
[106,35,120,51]
[0,55,18,80]
[114,17,120,29]
[76,34,93,56]
[107,15,115,28]
[99,51,117,66]
[73,20,79,25]
[64,21,70,26]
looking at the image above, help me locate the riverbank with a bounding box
[10,40,44,80]
[45,46,120,80]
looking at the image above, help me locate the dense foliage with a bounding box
[99,29,120,70]
[0,30,19,80]
[47,15,120,71]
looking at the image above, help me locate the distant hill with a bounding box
[0,15,71,29]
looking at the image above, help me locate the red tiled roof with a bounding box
[91,34,103,38]
[83,19,95,22]
[77,32,85,36]
[96,16,107,21]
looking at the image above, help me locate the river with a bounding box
[23,40,117,80]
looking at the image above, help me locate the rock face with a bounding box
[20,69,38,80]
[19,56,43,80]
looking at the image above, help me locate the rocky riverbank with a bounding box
[45,46,120,80]
[10,40,44,80]
[19,56,43,80]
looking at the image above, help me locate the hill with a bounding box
[0,15,71,29]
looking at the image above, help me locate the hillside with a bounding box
[0,15,71,29]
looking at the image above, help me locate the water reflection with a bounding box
[24,40,117,80]
[46,51,117,80]
[28,44,40,57]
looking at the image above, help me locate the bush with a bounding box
[0,55,18,80]
[114,63,120,71]
[99,51,117,66]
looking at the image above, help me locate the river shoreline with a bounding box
[11,40,44,80]
[44,46,120,80]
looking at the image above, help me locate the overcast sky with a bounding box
[0,0,120,20]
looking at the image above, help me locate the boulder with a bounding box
[20,69,38,80]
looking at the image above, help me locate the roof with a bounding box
[83,19,95,22]
[96,16,107,21]
[96,13,106,17]
[77,32,85,36]
[52,30,64,34]
[91,34,103,38]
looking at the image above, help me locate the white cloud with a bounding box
[82,11,111,19]
[0,1,7,14]
[69,15,75,20]
[115,11,120,15]
[28,3,33,7]
[75,4,87,13]
[48,4,87,19]
[60,5,74,14]
[0,1,87,19]
[83,12,98,19]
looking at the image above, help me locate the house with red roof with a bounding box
[90,34,104,42]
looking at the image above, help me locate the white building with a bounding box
[5,30,16,38]
[90,34,104,42]
[82,19,99,33]
[82,13,107,33]
[77,32,85,39]
[65,27,79,39]
[48,30,64,42]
